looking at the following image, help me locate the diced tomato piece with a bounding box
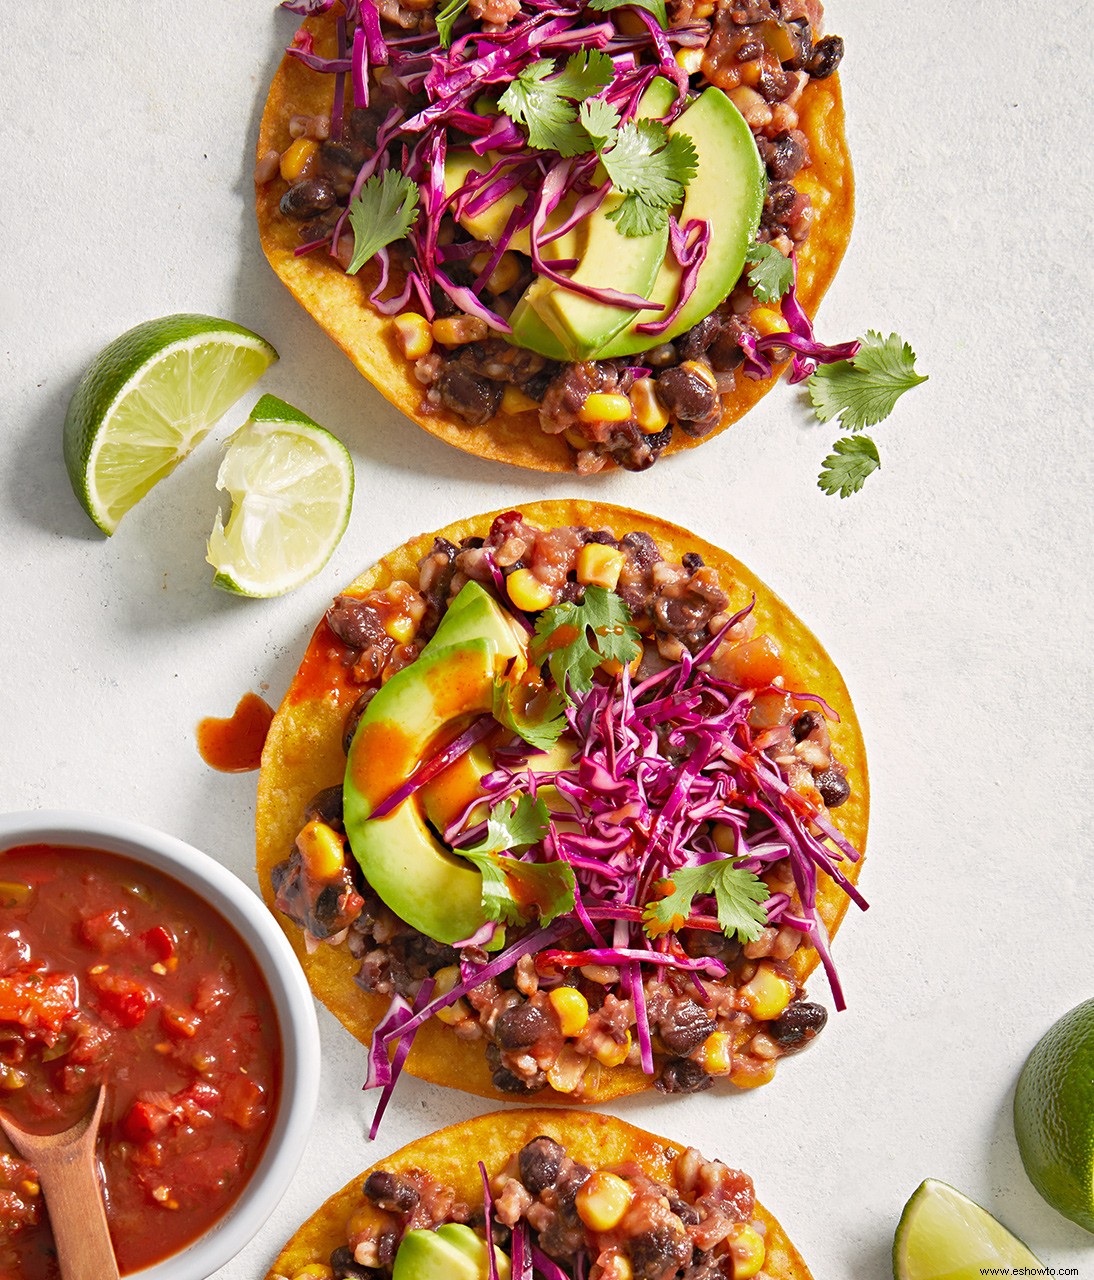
[175,1081,221,1128]
[164,1141,245,1206]
[221,1075,267,1131]
[192,970,231,1014]
[87,970,155,1028]
[78,909,131,954]
[712,634,784,688]
[122,1097,177,1144]
[141,926,176,963]
[161,1005,201,1039]
[0,970,78,1038]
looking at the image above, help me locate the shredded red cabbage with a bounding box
[368,713,497,820]
[365,976,435,1139]
[479,1164,502,1280]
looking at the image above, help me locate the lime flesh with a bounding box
[1014,997,1094,1233]
[893,1180,1042,1280]
[206,393,354,598]
[63,314,277,534]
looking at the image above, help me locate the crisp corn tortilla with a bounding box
[265,1108,815,1280]
[256,10,855,473]
[256,499,869,1104]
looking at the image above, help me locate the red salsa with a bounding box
[0,844,282,1277]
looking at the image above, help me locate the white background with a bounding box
[2,2,1093,1276]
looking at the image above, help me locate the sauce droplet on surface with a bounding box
[196,693,274,772]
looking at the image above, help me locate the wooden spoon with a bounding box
[0,1085,119,1280]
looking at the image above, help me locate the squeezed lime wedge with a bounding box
[893,1180,1043,1280]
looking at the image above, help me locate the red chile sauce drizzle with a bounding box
[196,692,275,773]
[0,844,281,1278]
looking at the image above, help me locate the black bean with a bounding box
[495,1002,549,1049]
[815,767,851,808]
[656,1057,713,1094]
[628,1228,692,1279]
[342,689,377,756]
[763,181,797,225]
[762,130,807,182]
[519,1136,565,1194]
[304,785,345,830]
[682,552,704,572]
[492,1064,547,1094]
[769,1000,827,1050]
[621,531,662,570]
[436,365,503,425]
[658,998,714,1055]
[363,1170,420,1213]
[668,1195,701,1226]
[792,710,821,742]
[279,179,337,220]
[655,365,719,427]
[330,1244,382,1278]
[377,1231,400,1267]
[580,529,618,546]
[806,34,844,79]
[675,313,723,363]
[327,596,388,650]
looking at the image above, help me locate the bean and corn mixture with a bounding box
[276,1132,775,1280]
[272,513,858,1100]
[259,0,845,472]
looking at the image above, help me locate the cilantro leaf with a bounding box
[818,435,881,498]
[578,98,621,152]
[458,795,574,925]
[586,0,668,25]
[345,171,419,276]
[643,861,769,943]
[435,0,469,48]
[808,331,928,432]
[532,585,641,704]
[499,51,614,156]
[491,676,567,752]
[745,241,794,304]
[601,123,697,237]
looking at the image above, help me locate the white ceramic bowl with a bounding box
[0,809,320,1280]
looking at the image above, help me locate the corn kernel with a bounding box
[576,1171,634,1232]
[604,1255,633,1280]
[738,962,794,1021]
[392,313,433,360]
[19,1180,39,1197]
[726,1224,766,1279]
[579,392,632,424]
[699,1030,733,1077]
[279,137,318,182]
[630,377,669,434]
[549,987,590,1037]
[296,820,346,883]
[432,315,489,346]
[547,1044,588,1093]
[472,250,521,295]
[675,47,704,75]
[576,544,626,590]
[292,1266,336,1280]
[751,307,789,338]
[729,1057,777,1089]
[711,823,737,855]
[680,360,718,391]
[432,965,471,1025]
[594,1030,631,1069]
[502,385,538,415]
[507,568,555,612]
[738,57,762,87]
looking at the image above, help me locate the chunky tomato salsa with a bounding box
[0,843,281,1277]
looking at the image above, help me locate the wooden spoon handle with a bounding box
[36,1152,119,1280]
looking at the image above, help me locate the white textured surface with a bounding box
[2,2,1093,1277]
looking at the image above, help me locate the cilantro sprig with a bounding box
[643,861,770,944]
[498,50,615,157]
[532,586,641,705]
[435,0,469,47]
[586,0,668,27]
[817,435,881,499]
[345,171,420,276]
[458,794,575,925]
[491,675,567,751]
[601,121,697,238]
[744,240,794,304]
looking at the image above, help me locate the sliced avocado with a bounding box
[510,77,677,361]
[444,151,586,260]
[392,1226,511,1280]
[595,87,765,358]
[424,581,526,658]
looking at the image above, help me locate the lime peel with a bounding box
[206,394,354,598]
[63,314,277,535]
[893,1179,1043,1280]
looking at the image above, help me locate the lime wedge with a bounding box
[63,314,277,535]
[1014,997,1094,1232]
[206,394,354,598]
[893,1180,1042,1280]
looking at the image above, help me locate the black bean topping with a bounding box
[769,1000,828,1050]
[628,1228,692,1280]
[580,529,618,546]
[658,998,714,1055]
[668,1196,701,1226]
[681,552,704,572]
[763,181,797,225]
[279,179,337,220]
[330,1244,382,1278]
[656,1057,714,1094]
[806,34,844,79]
[815,767,851,808]
[762,130,807,182]
[436,365,503,425]
[363,1170,420,1213]
[675,313,723,363]
[492,1064,547,1094]
[655,365,719,426]
[495,1002,549,1049]
[304,785,344,830]
[621,530,662,570]
[792,710,821,742]
[519,1136,565,1194]
[377,1231,400,1267]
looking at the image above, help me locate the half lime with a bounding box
[63,314,278,534]
[893,1179,1042,1280]
[206,394,354,598]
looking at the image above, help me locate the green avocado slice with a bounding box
[594,87,765,358]
[393,1225,512,1280]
